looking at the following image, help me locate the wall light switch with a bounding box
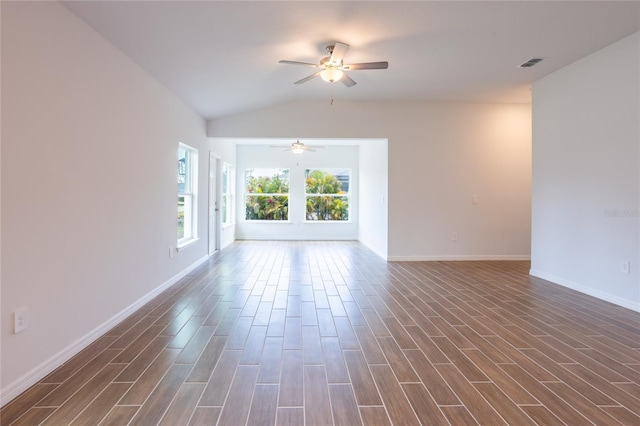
[621,260,630,274]
[472,194,479,204]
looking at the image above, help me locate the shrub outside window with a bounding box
[245,168,289,221]
[305,168,350,221]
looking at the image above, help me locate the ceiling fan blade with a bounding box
[344,61,389,70]
[279,60,320,67]
[294,71,321,84]
[341,73,357,87]
[330,42,349,64]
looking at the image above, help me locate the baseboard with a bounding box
[235,235,357,241]
[0,254,209,406]
[529,269,640,313]
[387,254,531,261]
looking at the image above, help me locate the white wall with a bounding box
[1,2,211,402]
[531,32,640,311]
[208,101,532,260]
[358,140,389,259]
[235,144,359,240]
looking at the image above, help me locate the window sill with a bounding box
[222,223,234,229]
[304,221,353,224]
[177,238,200,251]
[243,220,292,224]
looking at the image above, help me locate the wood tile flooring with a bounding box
[2,241,639,425]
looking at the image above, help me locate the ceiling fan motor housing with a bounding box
[320,56,342,67]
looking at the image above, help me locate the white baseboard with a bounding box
[0,255,209,406]
[387,254,531,261]
[529,269,640,313]
[235,235,357,241]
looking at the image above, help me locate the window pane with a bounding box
[178,143,197,243]
[246,169,289,194]
[178,147,191,193]
[246,195,289,220]
[245,168,289,221]
[305,169,350,221]
[222,195,228,224]
[305,169,349,194]
[178,195,185,239]
[221,163,234,226]
[222,165,229,193]
[306,196,349,221]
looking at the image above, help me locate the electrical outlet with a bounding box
[621,260,630,274]
[169,246,174,258]
[14,308,28,334]
[452,232,458,242]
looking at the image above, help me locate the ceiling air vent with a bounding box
[519,58,544,68]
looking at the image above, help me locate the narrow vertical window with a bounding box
[178,143,198,245]
[222,163,234,225]
[305,168,350,221]
[245,168,290,221]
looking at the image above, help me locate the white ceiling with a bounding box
[62,1,639,120]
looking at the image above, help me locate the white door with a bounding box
[208,152,219,255]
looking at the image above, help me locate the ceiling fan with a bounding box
[279,42,388,87]
[272,140,324,154]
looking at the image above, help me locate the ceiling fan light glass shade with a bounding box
[291,143,305,154]
[320,68,344,83]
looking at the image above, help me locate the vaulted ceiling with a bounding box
[62,1,639,119]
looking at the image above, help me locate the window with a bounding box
[305,168,350,221]
[178,143,198,245]
[245,168,289,220]
[222,163,234,226]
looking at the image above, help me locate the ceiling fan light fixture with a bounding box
[320,67,344,83]
[291,142,306,154]
[280,42,388,87]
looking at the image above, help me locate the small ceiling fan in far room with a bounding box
[279,42,389,87]
[271,140,324,154]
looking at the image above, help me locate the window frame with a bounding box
[304,168,351,222]
[178,143,198,247]
[244,168,290,222]
[221,162,234,226]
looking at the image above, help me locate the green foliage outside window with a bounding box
[244,168,349,221]
[245,169,289,220]
[246,195,289,220]
[305,169,349,221]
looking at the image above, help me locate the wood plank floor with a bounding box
[2,241,639,425]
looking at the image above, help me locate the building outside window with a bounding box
[245,168,289,220]
[178,143,198,244]
[305,168,350,221]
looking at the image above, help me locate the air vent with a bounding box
[519,58,544,68]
